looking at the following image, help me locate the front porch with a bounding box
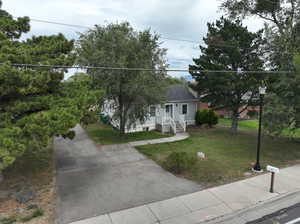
[154,103,189,134]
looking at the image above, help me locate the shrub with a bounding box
[195,109,218,127]
[207,110,219,127]
[247,110,258,119]
[195,110,201,125]
[164,152,197,174]
[195,109,209,126]
[99,113,110,124]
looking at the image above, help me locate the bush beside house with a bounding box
[195,109,219,127]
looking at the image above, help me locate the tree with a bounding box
[190,17,264,135]
[207,110,219,127]
[221,0,300,136]
[221,0,300,69]
[263,54,300,137]
[165,76,186,85]
[76,22,168,135]
[0,3,101,181]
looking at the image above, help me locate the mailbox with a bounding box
[266,165,279,173]
[266,165,279,193]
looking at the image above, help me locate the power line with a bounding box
[26,17,258,51]
[30,18,90,29]
[5,63,292,74]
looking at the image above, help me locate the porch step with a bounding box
[176,128,185,133]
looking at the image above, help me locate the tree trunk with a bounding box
[119,105,126,136]
[119,117,126,136]
[230,111,239,135]
[0,169,3,184]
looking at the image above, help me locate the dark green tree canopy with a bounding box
[0,4,100,170]
[221,0,300,137]
[190,17,264,134]
[76,22,167,134]
[221,0,300,69]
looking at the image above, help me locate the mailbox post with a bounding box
[266,165,279,193]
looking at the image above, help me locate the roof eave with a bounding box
[166,99,199,103]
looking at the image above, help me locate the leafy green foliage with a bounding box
[247,110,258,119]
[195,109,209,126]
[76,22,168,134]
[165,76,186,85]
[190,17,264,134]
[163,151,197,174]
[99,113,110,125]
[195,109,219,127]
[221,0,300,138]
[0,7,101,170]
[255,0,280,14]
[207,110,219,127]
[263,54,300,137]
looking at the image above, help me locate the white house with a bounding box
[102,84,199,134]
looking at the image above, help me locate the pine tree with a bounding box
[0,2,101,180]
[190,17,264,135]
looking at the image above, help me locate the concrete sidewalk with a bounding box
[70,164,300,224]
[129,132,189,147]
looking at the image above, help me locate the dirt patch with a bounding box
[0,145,55,224]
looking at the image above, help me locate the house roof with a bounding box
[166,85,199,102]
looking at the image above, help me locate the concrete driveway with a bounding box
[55,125,201,224]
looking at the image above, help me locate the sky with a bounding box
[3,0,263,79]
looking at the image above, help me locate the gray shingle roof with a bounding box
[166,85,198,102]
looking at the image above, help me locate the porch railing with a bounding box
[169,117,176,134]
[178,115,186,132]
[156,116,177,134]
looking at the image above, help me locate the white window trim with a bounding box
[182,104,188,115]
[165,104,174,118]
[149,106,156,117]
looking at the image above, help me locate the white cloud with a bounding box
[2,0,263,77]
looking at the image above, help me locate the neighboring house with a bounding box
[198,101,259,119]
[191,82,259,119]
[102,84,199,134]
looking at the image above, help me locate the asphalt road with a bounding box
[247,203,300,224]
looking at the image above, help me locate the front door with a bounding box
[165,104,173,118]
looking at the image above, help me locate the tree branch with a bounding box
[255,12,276,23]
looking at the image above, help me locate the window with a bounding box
[143,127,149,132]
[182,104,188,114]
[166,105,170,113]
[150,106,156,117]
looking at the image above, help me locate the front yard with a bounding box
[0,144,55,224]
[137,126,300,188]
[85,122,172,145]
[219,119,300,137]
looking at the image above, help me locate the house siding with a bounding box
[173,102,197,125]
[103,101,198,133]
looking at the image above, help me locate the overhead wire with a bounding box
[4,63,292,74]
[9,17,288,75]
[25,17,260,51]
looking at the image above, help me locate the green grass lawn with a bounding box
[219,118,300,137]
[219,119,258,131]
[136,126,300,188]
[85,122,172,145]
